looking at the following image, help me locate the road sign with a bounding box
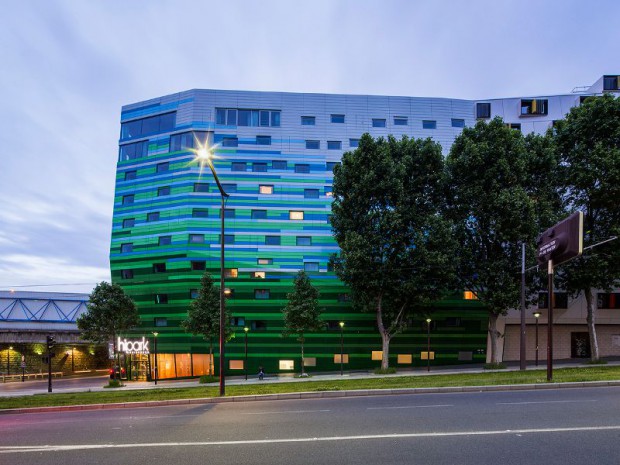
[537,211,584,266]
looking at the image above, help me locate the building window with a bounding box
[258,258,273,265]
[120,243,133,253]
[296,236,312,246]
[451,118,465,128]
[295,164,310,174]
[254,289,270,299]
[124,170,137,181]
[506,123,522,131]
[521,99,548,116]
[463,291,478,300]
[155,162,169,173]
[260,110,270,127]
[191,261,206,271]
[265,235,280,245]
[253,162,268,172]
[192,208,209,218]
[170,131,203,152]
[159,236,172,246]
[326,162,339,172]
[219,234,235,244]
[272,160,287,170]
[301,116,316,125]
[230,317,245,327]
[251,271,266,279]
[222,183,237,193]
[256,136,272,146]
[327,141,342,150]
[119,141,149,161]
[305,140,320,150]
[222,209,235,218]
[304,262,319,272]
[231,162,247,172]
[325,186,333,197]
[155,294,168,304]
[193,183,209,193]
[158,186,171,196]
[394,117,408,126]
[289,211,304,220]
[225,268,238,278]
[304,189,319,199]
[597,293,620,309]
[147,212,160,222]
[259,184,273,194]
[338,293,351,302]
[603,75,620,91]
[189,234,204,244]
[251,209,267,220]
[372,118,386,128]
[122,195,134,205]
[122,218,135,228]
[154,317,168,327]
[476,102,491,119]
[121,269,133,279]
[422,120,437,129]
[190,289,199,299]
[121,112,176,139]
[216,108,237,126]
[279,360,294,370]
[222,137,238,147]
[153,263,166,273]
[539,292,569,309]
[216,108,280,127]
[350,138,359,148]
[445,317,461,327]
[331,114,345,123]
[251,320,267,331]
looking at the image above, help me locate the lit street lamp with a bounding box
[533,311,541,367]
[7,346,12,376]
[153,332,159,385]
[244,327,249,381]
[339,322,345,375]
[426,319,432,372]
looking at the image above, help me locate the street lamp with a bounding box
[339,322,345,376]
[192,138,229,397]
[153,332,159,385]
[533,311,541,367]
[244,327,249,381]
[7,346,12,376]
[72,347,75,372]
[426,319,432,372]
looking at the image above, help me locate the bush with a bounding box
[104,379,123,388]
[374,367,397,375]
[199,375,218,384]
[483,363,507,370]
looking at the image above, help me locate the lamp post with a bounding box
[339,322,345,375]
[7,346,12,376]
[153,332,158,385]
[244,327,249,381]
[193,138,229,396]
[426,319,432,372]
[533,311,541,367]
[71,347,75,372]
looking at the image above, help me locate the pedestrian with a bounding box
[258,366,264,380]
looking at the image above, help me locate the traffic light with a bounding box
[46,335,56,350]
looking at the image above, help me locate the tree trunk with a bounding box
[113,333,118,380]
[300,333,305,376]
[585,288,600,362]
[488,313,501,364]
[209,339,214,376]
[375,295,391,370]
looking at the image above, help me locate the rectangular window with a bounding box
[122,195,134,205]
[119,141,149,161]
[289,211,304,220]
[120,112,176,139]
[331,114,345,123]
[192,208,208,218]
[304,189,319,199]
[397,354,412,364]
[169,131,207,152]
[338,293,351,302]
[226,109,237,125]
[220,234,235,244]
[222,137,238,147]
[191,261,206,271]
[231,162,247,172]
[229,360,244,370]
[422,120,437,129]
[254,289,270,299]
[221,183,237,193]
[159,235,172,246]
[231,317,245,327]
[295,164,310,173]
[154,317,168,327]
[272,160,287,170]
[296,236,311,246]
[372,118,386,128]
[520,99,549,116]
[238,110,251,126]
[225,268,238,278]
[124,170,137,181]
[304,262,319,272]
[193,183,209,193]
[251,209,267,220]
[121,243,133,253]
[539,292,569,309]
[506,123,522,131]
[598,293,620,309]
[265,235,280,245]
[222,208,235,218]
[349,138,359,148]
[189,234,204,244]
[305,140,320,150]
[253,162,268,172]
[190,289,199,299]
[451,118,465,128]
[251,271,266,279]
[271,111,281,127]
[258,258,273,265]
[252,320,267,331]
[158,186,171,196]
[122,218,135,228]
[259,184,273,194]
[476,102,491,119]
[153,263,166,273]
[121,269,133,279]
[603,75,620,91]
[256,136,271,146]
[463,291,478,300]
[301,116,316,125]
[260,110,270,127]
[156,162,169,173]
[154,294,168,304]
[326,162,339,172]
[327,141,342,150]
[394,117,408,126]
[216,109,227,125]
[279,360,294,370]
[147,212,160,222]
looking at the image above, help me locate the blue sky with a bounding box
[0,0,618,293]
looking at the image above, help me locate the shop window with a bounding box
[279,360,295,370]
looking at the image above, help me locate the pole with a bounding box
[520,242,526,370]
[244,329,248,381]
[47,341,52,393]
[219,193,226,396]
[7,347,10,376]
[71,347,75,372]
[547,259,554,382]
[154,334,158,385]
[340,325,344,376]
[427,320,431,372]
[535,317,539,367]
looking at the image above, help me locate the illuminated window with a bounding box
[259,185,274,194]
[289,211,304,220]
[251,271,266,279]
[371,351,383,361]
[229,360,244,370]
[398,354,412,364]
[520,99,548,116]
[463,291,478,300]
[279,360,295,370]
[303,358,316,367]
[334,354,349,363]
[258,258,273,265]
[225,268,238,278]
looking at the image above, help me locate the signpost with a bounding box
[536,211,584,381]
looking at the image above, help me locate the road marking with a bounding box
[496,400,598,405]
[367,404,453,410]
[242,409,331,415]
[3,425,620,454]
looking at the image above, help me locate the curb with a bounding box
[2,380,620,416]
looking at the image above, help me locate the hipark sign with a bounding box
[537,211,584,266]
[118,337,150,355]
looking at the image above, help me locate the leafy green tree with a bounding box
[77,282,139,378]
[182,271,233,375]
[553,94,620,361]
[446,118,556,363]
[282,271,323,376]
[331,134,457,369]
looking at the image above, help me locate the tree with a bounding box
[182,271,233,375]
[282,271,323,376]
[553,94,620,361]
[445,118,556,364]
[77,282,139,378]
[331,134,457,369]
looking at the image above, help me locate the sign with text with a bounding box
[118,337,150,355]
[537,212,584,266]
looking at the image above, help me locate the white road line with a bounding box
[4,425,620,454]
[241,409,331,415]
[497,400,598,405]
[367,404,453,410]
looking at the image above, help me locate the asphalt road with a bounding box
[2,386,620,465]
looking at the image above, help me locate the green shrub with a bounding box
[104,379,123,388]
[483,363,507,370]
[374,367,397,375]
[199,375,218,384]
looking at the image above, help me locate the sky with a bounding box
[0,0,618,294]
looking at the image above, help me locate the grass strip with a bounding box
[2,365,620,410]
